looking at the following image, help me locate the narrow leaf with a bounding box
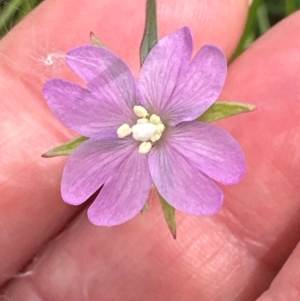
[199,101,256,123]
[159,194,176,239]
[42,136,88,158]
[140,0,158,64]
[230,0,261,61]
[257,2,271,35]
[90,31,105,47]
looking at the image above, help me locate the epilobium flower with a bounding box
[43,27,245,226]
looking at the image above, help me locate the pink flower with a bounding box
[43,27,245,226]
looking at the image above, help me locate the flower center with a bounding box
[132,123,156,141]
[117,105,165,154]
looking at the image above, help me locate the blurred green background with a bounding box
[0,0,300,58]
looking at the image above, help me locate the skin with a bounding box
[0,0,300,300]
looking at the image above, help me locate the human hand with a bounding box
[0,0,299,300]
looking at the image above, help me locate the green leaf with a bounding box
[198,101,256,123]
[140,0,158,65]
[42,136,88,158]
[159,193,176,239]
[90,31,105,47]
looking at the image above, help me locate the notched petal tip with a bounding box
[178,26,192,37]
[174,26,193,50]
[61,183,94,206]
[42,78,70,114]
[198,44,228,75]
[200,44,227,57]
[65,139,152,227]
[42,78,59,96]
[86,205,127,227]
[226,152,247,185]
[65,45,100,74]
[61,194,85,207]
[202,191,224,216]
[149,141,226,217]
[138,25,194,112]
[66,44,98,57]
[152,41,228,126]
[161,26,193,44]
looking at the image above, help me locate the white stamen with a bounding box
[139,142,152,154]
[117,124,132,138]
[132,123,156,141]
[156,123,165,133]
[134,106,148,118]
[137,118,149,124]
[150,114,161,125]
[117,108,165,154]
[150,133,162,143]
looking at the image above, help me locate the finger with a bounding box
[256,243,300,301]
[0,0,249,286]
[0,0,249,74]
[3,10,300,301]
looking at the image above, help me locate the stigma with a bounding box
[132,123,156,141]
[117,105,165,154]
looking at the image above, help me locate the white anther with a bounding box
[155,123,165,133]
[150,114,161,125]
[132,123,156,141]
[117,107,165,153]
[117,123,132,138]
[139,142,152,154]
[150,133,162,143]
[137,118,149,124]
[134,106,148,118]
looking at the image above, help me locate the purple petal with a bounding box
[43,79,128,138]
[66,45,142,114]
[148,138,223,216]
[138,27,193,115]
[62,138,152,226]
[162,121,246,185]
[160,45,227,125]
